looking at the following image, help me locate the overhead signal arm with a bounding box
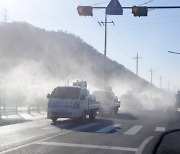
[77,5,180,17]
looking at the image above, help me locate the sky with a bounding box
[0,0,180,94]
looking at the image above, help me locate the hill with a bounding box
[0,22,162,106]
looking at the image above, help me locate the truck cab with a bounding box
[47,81,99,123]
[93,88,120,115]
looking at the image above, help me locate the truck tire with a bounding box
[80,111,86,123]
[89,110,96,121]
[52,117,57,123]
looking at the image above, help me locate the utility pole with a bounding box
[133,52,142,76]
[168,82,170,93]
[77,0,123,87]
[67,78,69,86]
[149,68,155,84]
[174,85,176,94]
[98,14,114,85]
[158,76,162,89]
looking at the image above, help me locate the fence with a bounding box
[0,102,47,114]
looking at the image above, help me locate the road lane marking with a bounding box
[155,127,165,132]
[135,136,154,154]
[36,142,138,152]
[0,130,69,154]
[124,125,143,135]
[96,124,121,133]
[0,122,99,153]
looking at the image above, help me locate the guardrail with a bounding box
[0,105,47,114]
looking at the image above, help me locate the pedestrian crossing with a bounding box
[155,127,166,132]
[124,125,143,135]
[96,124,121,133]
[56,122,166,135]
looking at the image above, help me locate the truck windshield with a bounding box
[51,87,80,99]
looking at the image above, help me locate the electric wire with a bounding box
[91,1,109,6]
[106,16,164,83]
[23,0,68,31]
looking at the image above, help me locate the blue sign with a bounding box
[106,0,123,15]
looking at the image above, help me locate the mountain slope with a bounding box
[0,22,161,106]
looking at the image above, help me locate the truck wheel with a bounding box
[52,117,57,123]
[89,110,96,121]
[80,111,86,123]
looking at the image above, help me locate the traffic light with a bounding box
[77,6,93,16]
[132,6,148,17]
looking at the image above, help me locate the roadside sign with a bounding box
[106,0,123,15]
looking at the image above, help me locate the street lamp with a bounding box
[168,51,180,54]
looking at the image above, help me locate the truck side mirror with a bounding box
[47,94,51,98]
[80,95,85,100]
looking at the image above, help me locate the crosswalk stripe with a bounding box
[124,125,143,135]
[96,124,121,133]
[72,123,98,131]
[155,127,165,132]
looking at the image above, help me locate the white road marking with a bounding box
[155,127,165,132]
[124,125,143,135]
[36,142,138,152]
[135,136,154,154]
[0,130,69,154]
[96,124,121,133]
[0,122,99,153]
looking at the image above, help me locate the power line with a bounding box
[140,0,155,6]
[107,17,151,80]
[91,1,109,6]
[24,0,67,30]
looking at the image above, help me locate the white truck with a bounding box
[47,81,100,123]
[93,87,120,115]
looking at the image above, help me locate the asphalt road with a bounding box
[0,108,180,154]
